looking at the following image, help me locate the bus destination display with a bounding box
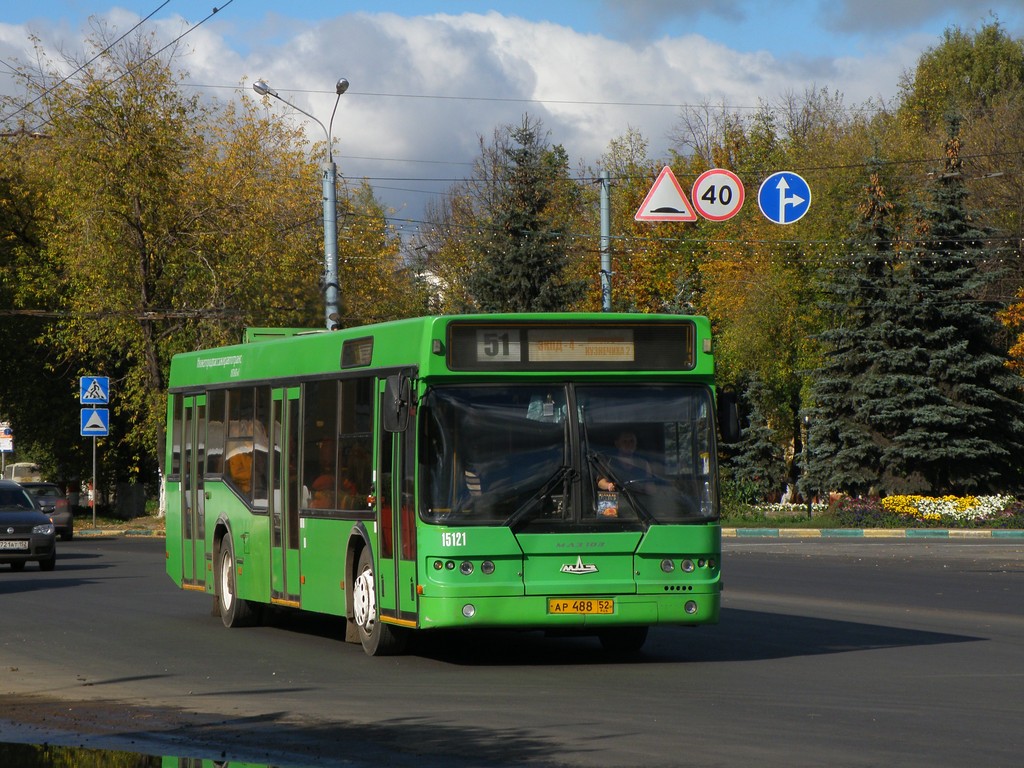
[477,328,634,364]
[448,321,695,371]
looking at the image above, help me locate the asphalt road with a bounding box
[1,535,1022,767]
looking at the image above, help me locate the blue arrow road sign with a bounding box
[80,376,110,404]
[757,171,812,224]
[81,408,110,437]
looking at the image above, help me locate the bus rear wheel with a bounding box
[217,535,259,628]
[352,547,406,656]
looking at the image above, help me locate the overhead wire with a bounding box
[0,0,234,131]
[3,6,1023,277]
[0,0,173,125]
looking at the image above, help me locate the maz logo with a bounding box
[560,556,598,575]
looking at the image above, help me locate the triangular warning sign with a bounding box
[634,166,698,222]
[84,411,106,431]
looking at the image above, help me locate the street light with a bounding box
[802,413,813,519]
[253,77,350,330]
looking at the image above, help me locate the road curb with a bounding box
[723,528,1024,539]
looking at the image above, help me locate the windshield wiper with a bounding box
[504,464,575,529]
[587,451,655,526]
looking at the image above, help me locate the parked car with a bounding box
[19,481,73,540]
[0,479,56,571]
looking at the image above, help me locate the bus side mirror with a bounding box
[383,374,411,433]
[717,390,741,443]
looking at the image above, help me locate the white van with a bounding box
[2,462,43,482]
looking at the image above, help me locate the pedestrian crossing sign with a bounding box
[80,376,110,404]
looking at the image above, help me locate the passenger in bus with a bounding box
[345,443,372,497]
[309,437,339,509]
[225,419,254,494]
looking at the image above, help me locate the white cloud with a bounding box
[1,7,951,229]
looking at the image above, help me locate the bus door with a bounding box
[376,386,418,626]
[180,394,206,588]
[270,387,301,605]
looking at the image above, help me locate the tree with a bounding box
[877,120,1024,493]
[726,377,788,503]
[807,156,901,495]
[2,26,402,491]
[414,115,585,313]
[466,116,586,311]
[0,132,82,480]
[898,19,1024,327]
[817,122,1024,495]
[898,19,1024,133]
[585,128,701,314]
[336,181,426,323]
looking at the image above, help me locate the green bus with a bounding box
[164,313,738,655]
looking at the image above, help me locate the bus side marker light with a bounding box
[417,584,424,595]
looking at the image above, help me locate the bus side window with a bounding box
[205,389,227,476]
[224,387,259,500]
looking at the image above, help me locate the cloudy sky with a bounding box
[2,1,1022,236]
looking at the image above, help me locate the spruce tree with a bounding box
[876,118,1024,493]
[808,156,898,495]
[728,377,788,502]
[467,117,585,311]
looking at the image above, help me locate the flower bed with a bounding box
[831,495,1024,529]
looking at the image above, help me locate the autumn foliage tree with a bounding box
[1,27,408,490]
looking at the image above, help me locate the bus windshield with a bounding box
[421,383,719,527]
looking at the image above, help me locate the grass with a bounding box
[72,507,166,532]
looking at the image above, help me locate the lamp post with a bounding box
[253,77,349,330]
[802,413,813,519]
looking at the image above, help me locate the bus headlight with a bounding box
[459,561,474,575]
[660,559,675,573]
[462,604,476,618]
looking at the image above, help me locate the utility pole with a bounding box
[600,171,612,312]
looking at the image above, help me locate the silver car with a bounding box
[0,479,57,571]
[20,481,73,540]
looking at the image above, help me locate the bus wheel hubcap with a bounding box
[353,566,375,630]
[220,555,233,609]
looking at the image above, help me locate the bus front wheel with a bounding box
[353,548,406,656]
[217,536,258,628]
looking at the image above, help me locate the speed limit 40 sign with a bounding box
[691,168,745,221]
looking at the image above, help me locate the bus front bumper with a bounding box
[415,590,720,630]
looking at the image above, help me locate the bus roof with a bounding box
[168,313,715,392]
